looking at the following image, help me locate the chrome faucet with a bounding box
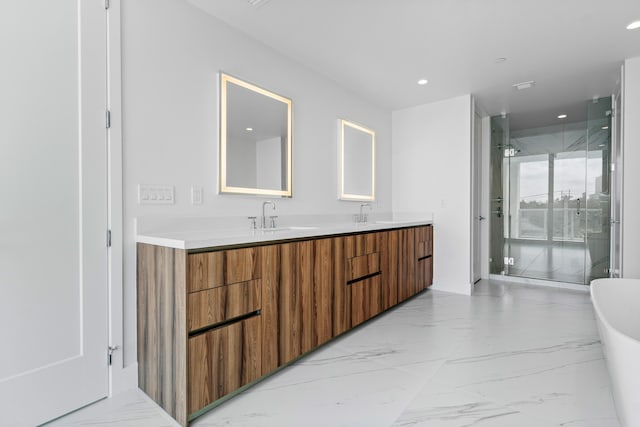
[357,203,372,224]
[261,200,276,229]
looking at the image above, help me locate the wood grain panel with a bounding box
[346,252,380,281]
[188,251,224,292]
[398,228,416,302]
[416,257,433,291]
[297,240,314,354]
[137,243,188,426]
[350,275,381,327]
[313,238,333,347]
[260,244,280,374]
[188,247,260,293]
[344,232,377,258]
[187,279,261,332]
[332,236,349,336]
[378,230,399,311]
[415,225,433,259]
[225,247,260,285]
[187,315,261,414]
[278,242,302,365]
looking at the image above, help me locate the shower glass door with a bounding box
[490,97,612,285]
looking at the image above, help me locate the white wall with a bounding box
[392,95,473,295]
[121,0,392,367]
[622,57,640,278]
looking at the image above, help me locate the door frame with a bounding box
[471,99,485,284]
[106,0,129,395]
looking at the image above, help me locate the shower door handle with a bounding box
[576,198,581,216]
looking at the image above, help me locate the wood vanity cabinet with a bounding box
[137,244,264,426]
[137,224,432,426]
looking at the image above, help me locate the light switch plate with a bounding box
[191,186,203,205]
[138,185,174,204]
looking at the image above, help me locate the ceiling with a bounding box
[186,0,640,126]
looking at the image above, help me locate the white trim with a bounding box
[489,274,590,292]
[106,0,129,395]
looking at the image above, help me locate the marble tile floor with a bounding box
[46,279,620,427]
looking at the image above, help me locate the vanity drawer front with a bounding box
[347,252,380,282]
[350,274,381,327]
[188,279,261,332]
[415,226,433,258]
[344,233,378,258]
[188,315,261,414]
[188,247,260,292]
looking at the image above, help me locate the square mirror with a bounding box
[339,119,375,201]
[219,73,292,197]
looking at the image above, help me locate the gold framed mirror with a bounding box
[219,73,292,197]
[339,119,375,201]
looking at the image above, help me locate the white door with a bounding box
[0,1,108,426]
[471,108,484,283]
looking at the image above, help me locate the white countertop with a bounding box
[136,217,433,250]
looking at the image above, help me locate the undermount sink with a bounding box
[374,220,411,224]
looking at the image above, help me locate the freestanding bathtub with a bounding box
[591,278,640,427]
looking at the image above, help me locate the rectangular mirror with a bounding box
[220,73,292,197]
[340,119,375,201]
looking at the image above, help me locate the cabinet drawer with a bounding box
[188,315,261,414]
[417,256,433,290]
[188,279,261,332]
[188,247,260,292]
[415,226,433,258]
[350,275,381,327]
[344,233,378,258]
[347,252,379,282]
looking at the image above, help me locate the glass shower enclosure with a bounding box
[489,98,612,285]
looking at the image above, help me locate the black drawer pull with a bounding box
[189,310,261,338]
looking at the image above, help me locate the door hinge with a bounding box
[106,110,111,129]
[108,345,120,366]
[105,0,110,10]
[107,229,112,247]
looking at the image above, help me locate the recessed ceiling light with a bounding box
[557,114,567,119]
[627,20,640,30]
[495,57,507,63]
[602,126,609,130]
[513,80,535,90]
[417,79,429,85]
[246,127,253,131]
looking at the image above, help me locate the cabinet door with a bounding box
[378,230,399,310]
[313,238,334,347]
[350,275,382,327]
[188,315,261,414]
[332,236,350,336]
[262,239,336,369]
[398,228,416,301]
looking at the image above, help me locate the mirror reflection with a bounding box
[340,119,375,201]
[220,73,292,197]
